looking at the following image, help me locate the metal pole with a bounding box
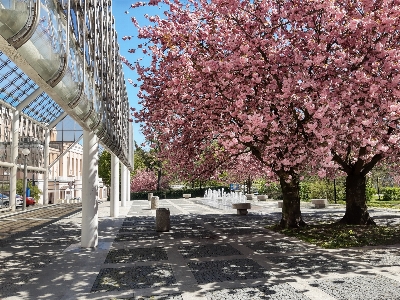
[10,110,19,212]
[23,155,28,211]
[377,177,380,200]
[43,129,50,205]
[333,179,337,204]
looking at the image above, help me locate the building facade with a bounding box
[0,111,107,204]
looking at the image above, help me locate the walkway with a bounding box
[1,199,400,299]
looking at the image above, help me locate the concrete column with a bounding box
[81,130,98,248]
[9,110,19,211]
[127,169,131,202]
[110,153,119,217]
[121,164,127,207]
[42,128,50,205]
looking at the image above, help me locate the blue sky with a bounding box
[113,1,161,146]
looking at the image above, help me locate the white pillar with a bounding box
[110,153,119,217]
[127,169,131,202]
[121,164,127,207]
[81,130,99,248]
[9,110,19,211]
[42,128,50,205]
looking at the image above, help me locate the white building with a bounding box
[0,116,107,204]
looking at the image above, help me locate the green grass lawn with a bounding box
[331,199,400,209]
[270,199,400,249]
[368,200,400,209]
[270,223,400,249]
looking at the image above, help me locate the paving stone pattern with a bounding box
[187,258,271,284]
[204,219,249,228]
[218,227,269,236]
[170,229,218,240]
[104,247,168,263]
[311,274,400,300]
[6,199,400,299]
[91,265,176,292]
[267,253,355,275]
[359,248,400,267]
[119,225,155,233]
[170,222,205,230]
[179,243,242,258]
[206,283,311,300]
[98,201,400,299]
[245,240,307,254]
[115,232,161,242]
[136,294,183,300]
[124,216,154,223]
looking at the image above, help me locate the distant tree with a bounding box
[130,169,169,192]
[133,142,152,173]
[17,179,42,200]
[223,153,272,194]
[98,150,111,187]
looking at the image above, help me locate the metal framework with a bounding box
[0,0,133,169]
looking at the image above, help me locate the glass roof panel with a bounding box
[0,51,36,106]
[0,51,65,124]
[22,93,64,124]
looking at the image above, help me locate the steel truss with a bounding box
[0,0,133,169]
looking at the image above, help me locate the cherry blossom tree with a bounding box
[130,169,157,192]
[221,153,272,194]
[129,0,318,228]
[131,169,170,192]
[127,0,400,226]
[294,1,400,224]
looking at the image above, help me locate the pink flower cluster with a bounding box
[129,0,400,182]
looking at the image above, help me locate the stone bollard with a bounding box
[155,208,170,232]
[246,194,254,200]
[151,196,159,210]
[148,193,154,208]
[257,195,268,201]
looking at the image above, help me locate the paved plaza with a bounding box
[1,199,400,299]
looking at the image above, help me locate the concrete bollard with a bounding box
[155,208,170,232]
[148,193,154,208]
[151,196,159,210]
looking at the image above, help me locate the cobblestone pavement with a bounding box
[1,199,400,300]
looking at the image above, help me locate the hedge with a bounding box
[381,187,400,201]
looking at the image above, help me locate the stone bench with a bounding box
[245,194,254,200]
[257,195,268,201]
[311,199,328,208]
[232,203,251,215]
[182,194,191,199]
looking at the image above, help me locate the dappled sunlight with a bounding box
[2,199,400,298]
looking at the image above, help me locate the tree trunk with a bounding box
[339,173,375,225]
[157,169,162,191]
[247,176,252,194]
[278,172,306,228]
